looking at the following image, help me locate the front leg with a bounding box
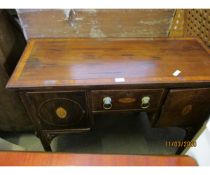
[39,131,53,152]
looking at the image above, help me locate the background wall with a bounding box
[16,9,210,47]
[17,9,175,39]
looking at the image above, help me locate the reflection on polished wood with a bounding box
[0,151,197,166]
[7,38,210,89]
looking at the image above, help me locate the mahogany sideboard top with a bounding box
[0,151,197,166]
[7,38,210,90]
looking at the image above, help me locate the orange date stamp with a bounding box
[165,141,197,147]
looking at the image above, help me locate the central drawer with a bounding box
[91,89,164,112]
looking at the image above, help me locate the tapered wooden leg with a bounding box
[39,132,52,152]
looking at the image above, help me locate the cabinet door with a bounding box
[26,91,89,130]
[157,88,210,127]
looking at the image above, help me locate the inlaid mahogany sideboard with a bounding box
[6,38,210,152]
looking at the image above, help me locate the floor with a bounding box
[0,112,186,154]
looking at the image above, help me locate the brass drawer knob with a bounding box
[56,107,67,119]
[103,97,112,110]
[141,96,150,109]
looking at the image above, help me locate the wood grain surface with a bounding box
[7,38,210,89]
[0,151,197,166]
[157,88,210,127]
[26,91,89,129]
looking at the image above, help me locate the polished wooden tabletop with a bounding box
[0,151,197,166]
[7,38,210,89]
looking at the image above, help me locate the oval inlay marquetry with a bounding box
[182,104,192,116]
[38,98,85,127]
[56,107,67,119]
[118,97,137,104]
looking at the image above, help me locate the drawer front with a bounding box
[157,88,210,127]
[91,89,164,112]
[27,91,88,129]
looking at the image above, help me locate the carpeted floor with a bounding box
[0,112,186,154]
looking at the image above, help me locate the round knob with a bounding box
[141,96,150,109]
[103,97,112,110]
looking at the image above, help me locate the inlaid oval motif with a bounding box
[182,104,192,116]
[38,98,84,127]
[118,97,137,104]
[56,107,67,119]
